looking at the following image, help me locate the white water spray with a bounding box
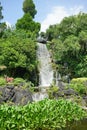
[32,42,53,101]
[37,42,53,87]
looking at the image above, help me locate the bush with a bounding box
[71,78,87,85]
[47,84,59,99]
[0,99,86,130]
[0,77,6,86]
[13,78,25,86]
[69,78,87,95]
[13,78,34,92]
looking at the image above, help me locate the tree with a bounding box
[46,25,60,41]
[0,2,3,22]
[0,2,6,38]
[16,13,40,34]
[46,13,87,78]
[76,55,87,77]
[49,39,65,62]
[79,31,87,54]
[63,35,80,57]
[23,0,37,18]
[46,13,87,42]
[0,22,7,37]
[16,0,40,36]
[0,29,38,84]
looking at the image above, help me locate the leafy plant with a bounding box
[46,13,87,78]
[47,84,59,99]
[13,77,26,86]
[69,78,87,95]
[0,29,39,85]
[0,99,86,130]
[0,77,6,86]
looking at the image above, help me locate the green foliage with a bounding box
[46,24,60,41]
[0,29,38,84]
[49,39,65,61]
[76,55,87,77]
[71,78,87,85]
[16,13,40,33]
[69,78,87,95]
[0,0,40,84]
[46,13,87,78]
[13,78,34,90]
[63,35,80,56]
[79,31,87,53]
[0,77,6,86]
[23,0,37,18]
[48,83,59,99]
[57,12,87,41]
[0,99,86,130]
[13,78,26,86]
[3,28,37,40]
[0,2,3,21]
[16,0,40,35]
[0,37,36,70]
[0,2,7,38]
[71,77,87,85]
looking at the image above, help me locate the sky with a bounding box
[1,0,87,32]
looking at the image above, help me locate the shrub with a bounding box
[47,84,59,99]
[69,78,87,95]
[71,78,87,85]
[0,77,6,86]
[13,78,25,86]
[0,99,86,130]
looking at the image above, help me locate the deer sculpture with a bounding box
[4,75,14,83]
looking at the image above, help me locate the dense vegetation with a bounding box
[0,29,39,84]
[69,78,87,95]
[0,1,87,129]
[46,13,87,79]
[0,2,6,37]
[0,99,86,130]
[16,0,40,33]
[23,0,37,18]
[0,0,40,85]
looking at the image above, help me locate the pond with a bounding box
[63,119,87,130]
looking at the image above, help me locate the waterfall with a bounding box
[32,42,53,101]
[37,42,53,87]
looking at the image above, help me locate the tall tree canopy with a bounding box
[0,2,6,38]
[46,13,87,78]
[0,29,38,84]
[23,0,37,18]
[16,0,40,34]
[0,1,39,85]
[16,13,40,34]
[0,2,3,21]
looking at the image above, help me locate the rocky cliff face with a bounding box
[0,85,33,105]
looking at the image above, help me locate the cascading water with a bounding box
[32,42,53,101]
[37,42,53,87]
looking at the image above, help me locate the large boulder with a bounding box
[0,85,33,105]
[14,87,33,105]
